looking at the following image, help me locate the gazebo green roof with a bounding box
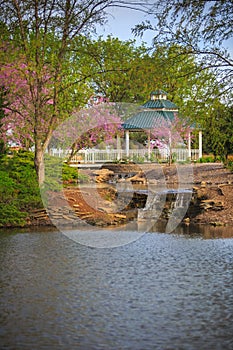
[123,110,176,130]
[142,99,178,110]
[151,89,168,96]
[123,90,178,131]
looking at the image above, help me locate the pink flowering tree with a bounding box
[150,115,193,165]
[0,63,55,149]
[0,57,90,184]
[52,102,123,161]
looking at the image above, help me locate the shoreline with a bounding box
[1,163,233,230]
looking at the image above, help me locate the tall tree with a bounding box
[133,0,233,101]
[0,0,150,184]
[203,102,233,161]
[77,36,149,102]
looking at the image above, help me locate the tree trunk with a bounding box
[34,147,45,185]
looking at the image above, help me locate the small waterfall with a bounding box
[174,192,184,208]
[138,189,193,229]
[145,193,161,209]
[138,190,167,221]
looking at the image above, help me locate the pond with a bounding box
[0,225,233,349]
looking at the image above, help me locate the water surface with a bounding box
[0,226,233,349]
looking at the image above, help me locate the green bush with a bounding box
[198,155,215,163]
[0,151,90,227]
[62,163,89,183]
[131,154,145,164]
[0,151,43,227]
[0,204,27,226]
[198,154,223,163]
[226,161,233,172]
[43,155,89,190]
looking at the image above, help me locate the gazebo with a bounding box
[122,90,202,160]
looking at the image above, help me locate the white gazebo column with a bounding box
[147,131,151,159]
[198,130,203,159]
[188,132,191,159]
[117,134,121,161]
[125,130,130,158]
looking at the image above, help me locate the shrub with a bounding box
[0,152,42,226]
[0,151,90,227]
[131,154,145,163]
[226,160,233,172]
[198,155,215,163]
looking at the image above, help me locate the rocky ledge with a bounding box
[28,163,233,228]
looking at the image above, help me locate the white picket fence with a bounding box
[49,148,200,163]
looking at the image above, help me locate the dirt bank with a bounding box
[66,163,233,227]
[29,163,233,228]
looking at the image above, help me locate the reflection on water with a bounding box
[0,226,233,349]
[150,220,233,239]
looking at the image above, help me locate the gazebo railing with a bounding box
[48,148,200,163]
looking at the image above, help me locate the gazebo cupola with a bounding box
[150,90,167,100]
[142,90,179,112]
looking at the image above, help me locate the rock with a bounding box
[210,221,225,226]
[148,179,157,185]
[196,187,208,200]
[62,215,73,221]
[183,217,190,224]
[125,171,146,184]
[200,199,224,211]
[93,169,114,176]
[113,214,126,219]
[94,169,114,183]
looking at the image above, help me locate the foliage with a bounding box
[202,103,233,161]
[227,161,233,172]
[62,163,89,184]
[133,0,233,101]
[43,154,89,192]
[131,154,145,163]
[150,115,192,165]
[198,155,217,163]
[0,88,6,156]
[1,0,231,178]
[0,151,42,226]
[52,103,123,160]
[0,0,151,184]
[80,36,149,102]
[0,151,89,226]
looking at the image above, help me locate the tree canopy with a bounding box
[133,0,233,102]
[0,0,151,184]
[0,0,232,175]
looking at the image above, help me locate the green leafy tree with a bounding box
[142,45,222,123]
[0,0,150,185]
[203,102,233,161]
[78,36,149,102]
[133,0,233,101]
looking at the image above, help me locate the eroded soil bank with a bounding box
[30,163,233,228]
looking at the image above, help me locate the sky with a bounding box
[95,6,233,55]
[95,7,155,46]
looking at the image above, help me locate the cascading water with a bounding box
[138,189,193,232]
